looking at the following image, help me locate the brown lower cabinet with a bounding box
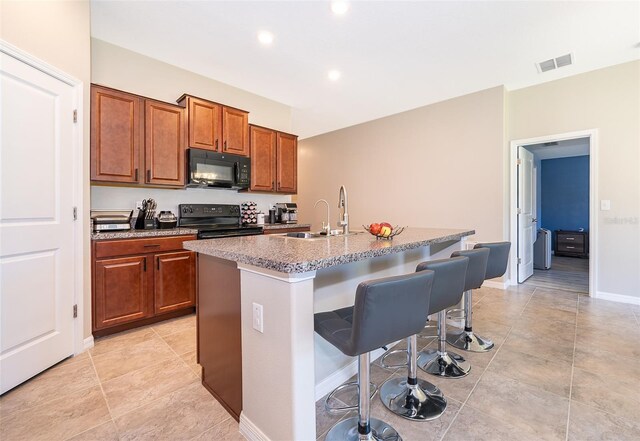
[92,235,197,336]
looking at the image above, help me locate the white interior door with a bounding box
[518,147,535,282]
[0,52,77,393]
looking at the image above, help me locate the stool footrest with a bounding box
[325,381,378,413]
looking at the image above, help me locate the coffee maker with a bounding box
[274,203,298,224]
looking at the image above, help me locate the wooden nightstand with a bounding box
[555,230,589,258]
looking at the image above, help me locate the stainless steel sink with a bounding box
[276,231,365,240]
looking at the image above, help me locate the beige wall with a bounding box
[509,60,640,299]
[91,38,292,132]
[1,0,93,338]
[298,86,506,243]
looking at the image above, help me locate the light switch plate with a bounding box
[252,302,264,333]
[600,200,611,211]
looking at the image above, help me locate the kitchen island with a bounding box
[184,227,474,441]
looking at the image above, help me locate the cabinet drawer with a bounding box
[94,235,197,258]
[557,242,585,253]
[557,234,585,245]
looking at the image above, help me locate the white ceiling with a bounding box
[91,1,640,139]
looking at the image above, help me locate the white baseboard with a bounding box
[83,336,94,351]
[314,346,388,401]
[595,291,640,306]
[239,413,271,441]
[484,279,508,290]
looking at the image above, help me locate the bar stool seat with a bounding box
[315,270,435,441]
[379,260,470,422]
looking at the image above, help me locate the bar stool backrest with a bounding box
[348,270,435,357]
[416,257,469,315]
[451,248,490,291]
[474,242,511,280]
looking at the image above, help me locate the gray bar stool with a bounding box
[475,242,511,283]
[380,261,470,421]
[315,271,435,441]
[416,256,471,378]
[446,248,493,352]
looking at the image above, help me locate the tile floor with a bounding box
[1,284,639,441]
[0,314,242,441]
[316,285,640,441]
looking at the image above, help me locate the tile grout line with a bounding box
[564,292,580,441]
[438,288,535,440]
[150,327,201,380]
[186,415,233,440]
[87,351,120,441]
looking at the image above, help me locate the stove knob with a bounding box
[189,207,194,213]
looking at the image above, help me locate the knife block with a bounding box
[134,210,155,230]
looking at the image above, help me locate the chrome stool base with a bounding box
[325,416,402,441]
[417,350,471,378]
[379,377,447,421]
[446,330,494,353]
[325,381,378,412]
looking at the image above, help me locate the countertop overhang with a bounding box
[183,227,475,273]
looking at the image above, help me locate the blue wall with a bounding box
[541,155,589,250]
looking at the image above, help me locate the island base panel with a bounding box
[198,255,242,421]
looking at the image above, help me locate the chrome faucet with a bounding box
[314,199,331,235]
[338,185,349,235]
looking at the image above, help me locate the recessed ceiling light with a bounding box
[328,69,341,81]
[257,31,274,46]
[331,1,349,15]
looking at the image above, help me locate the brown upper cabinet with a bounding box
[250,125,277,192]
[177,94,249,157]
[91,85,186,187]
[249,125,297,194]
[276,132,298,194]
[91,86,144,183]
[145,100,186,186]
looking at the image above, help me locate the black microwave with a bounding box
[187,148,250,189]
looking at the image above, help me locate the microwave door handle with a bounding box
[234,162,240,184]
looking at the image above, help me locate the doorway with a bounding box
[509,130,598,296]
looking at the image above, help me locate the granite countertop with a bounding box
[262,223,312,230]
[91,228,199,241]
[183,227,475,273]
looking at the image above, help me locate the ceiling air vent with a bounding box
[536,53,574,73]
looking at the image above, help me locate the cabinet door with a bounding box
[276,132,298,193]
[93,256,151,330]
[145,100,186,187]
[187,97,221,151]
[249,125,276,191]
[154,251,196,314]
[222,107,249,156]
[91,85,143,183]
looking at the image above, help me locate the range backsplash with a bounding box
[91,186,292,217]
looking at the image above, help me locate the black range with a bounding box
[178,204,263,239]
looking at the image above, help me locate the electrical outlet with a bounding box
[252,302,264,333]
[136,200,144,209]
[600,200,611,211]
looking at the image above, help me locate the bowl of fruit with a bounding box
[363,222,405,240]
